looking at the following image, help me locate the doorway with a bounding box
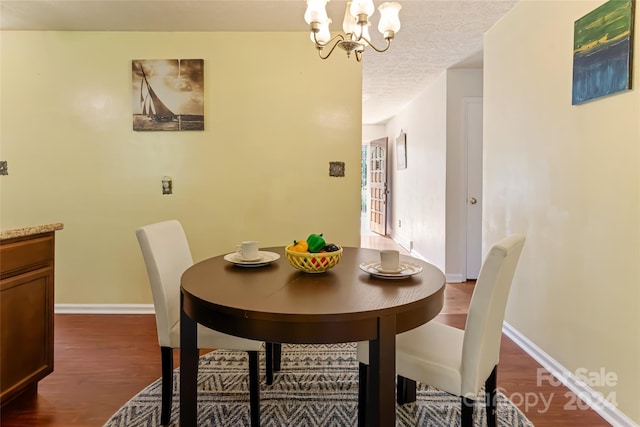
[364,137,388,236]
[361,138,407,253]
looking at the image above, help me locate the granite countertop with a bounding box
[0,223,64,240]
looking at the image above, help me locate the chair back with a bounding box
[461,234,525,396]
[136,220,193,348]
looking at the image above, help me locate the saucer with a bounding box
[359,261,423,279]
[375,265,404,274]
[224,251,280,267]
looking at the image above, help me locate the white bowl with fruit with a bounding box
[284,233,342,273]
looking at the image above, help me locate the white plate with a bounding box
[375,265,404,274]
[224,251,280,267]
[359,261,423,279]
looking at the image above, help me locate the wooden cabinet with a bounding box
[0,232,56,407]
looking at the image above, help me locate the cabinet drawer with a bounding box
[0,233,54,279]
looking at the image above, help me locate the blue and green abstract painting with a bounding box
[572,0,635,104]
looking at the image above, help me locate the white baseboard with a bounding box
[390,232,412,252]
[445,273,465,283]
[407,250,465,283]
[502,322,637,427]
[55,304,155,314]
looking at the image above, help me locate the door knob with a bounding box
[469,197,477,204]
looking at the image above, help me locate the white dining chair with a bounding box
[136,219,269,426]
[357,234,525,427]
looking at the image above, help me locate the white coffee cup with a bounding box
[380,249,400,271]
[237,240,260,261]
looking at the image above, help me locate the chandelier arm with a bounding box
[359,36,392,53]
[316,35,348,60]
[312,31,345,49]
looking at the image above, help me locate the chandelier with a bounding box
[304,0,402,62]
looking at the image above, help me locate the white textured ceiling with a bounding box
[0,0,518,124]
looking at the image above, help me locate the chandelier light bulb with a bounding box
[349,0,375,18]
[342,5,359,35]
[314,19,332,44]
[378,2,401,34]
[359,22,371,47]
[304,0,329,24]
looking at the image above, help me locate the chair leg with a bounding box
[273,343,282,372]
[485,365,498,427]
[248,351,260,427]
[397,375,417,405]
[265,343,274,385]
[461,396,474,427]
[357,362,369,427]
[160,346,173,426]
[265,342,282,385]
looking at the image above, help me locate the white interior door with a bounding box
[465,98,483,279]
[369,137,388,235]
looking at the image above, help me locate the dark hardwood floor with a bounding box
[0,282,610,426]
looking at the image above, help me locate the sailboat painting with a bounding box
[132,59,204,131]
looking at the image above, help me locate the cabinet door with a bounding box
[0,267,54,403]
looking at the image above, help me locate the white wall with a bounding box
[0,31,362,304]
[485,1,640,423]
[385,72,448,270]
[362,124,386,143]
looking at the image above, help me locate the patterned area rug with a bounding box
[104,343,533,426]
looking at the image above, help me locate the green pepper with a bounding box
[306,233,326,253]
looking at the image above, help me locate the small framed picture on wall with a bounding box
[132,59,205,131]
[396,131,407,170]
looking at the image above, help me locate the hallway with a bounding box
[359,213,409,255]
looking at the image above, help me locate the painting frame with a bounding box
[396,131,407,170]
[132,59,205,131]
[572,0,635,105]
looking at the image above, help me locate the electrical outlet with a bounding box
[162,176,173,195]
[398,220,402,228]
[329,161,345,177]
[0,161,7,176]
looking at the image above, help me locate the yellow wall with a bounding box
[485,1,639,423]
[0,31,362,304]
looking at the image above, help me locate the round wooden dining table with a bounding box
[180,246,445,427]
